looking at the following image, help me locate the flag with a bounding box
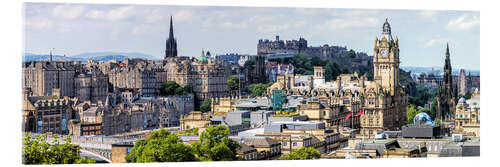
[345,112,353,120]
[356,109,365,117]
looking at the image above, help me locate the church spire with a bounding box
[169,15,174,39]
[165,15,178,59]
[446,43,450,57]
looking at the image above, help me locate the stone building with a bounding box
[454,89,480,137]
[163,54,230,101]
[179,111,211,130]
[74,71,109,103]
[211,97,238,113]
[236,136,282,160]
[23,61,76,97]
[252,121,343,154]
[108,64,156,97]
[22,88,77,134]
[267,19,408,138]
[265,61,294,82]
[437,44,457,123]
[458,69,467,96]
[257,35,371,72]
[101,98,160,136]
[156,95,194,127]
[257,35,307,56]
[68,99,109,136]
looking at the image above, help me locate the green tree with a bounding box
[406,104,419,125]
[126,129,196,163]
[244,57,256,68]
[200,98,212,113]
[311,56,326,66]
[160,81,182,95]
[430,98,438,120]
[193,125,240,161]
[341,66,350,74]
[227,76,239,96]
[348,49,356,58]
[279,147,320,160]
[325,60,340,81]
[22,134,95,165]
[248,83,272,97]
[183,85,194,94]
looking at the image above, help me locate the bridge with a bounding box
[26,127,181,163]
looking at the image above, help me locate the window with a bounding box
[292,142,297,147]
[283,142,287,146]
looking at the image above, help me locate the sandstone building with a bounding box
[267,19,408,138]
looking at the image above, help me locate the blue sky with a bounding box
[23,3,480,70]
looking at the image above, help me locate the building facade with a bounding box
[267,19,408,138]
[23,61,76,97]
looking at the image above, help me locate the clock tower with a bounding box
[374,18,400,96]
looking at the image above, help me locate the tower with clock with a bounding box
[373,18,400,96]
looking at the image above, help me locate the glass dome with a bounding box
[413,112,434,126]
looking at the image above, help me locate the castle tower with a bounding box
[165,16,178,58]
[373,18,400,96]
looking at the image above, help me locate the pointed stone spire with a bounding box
[165,15,178,59]
[169,15,174,39]
[446,43,450,57]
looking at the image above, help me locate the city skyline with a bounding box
[24,3,480,70]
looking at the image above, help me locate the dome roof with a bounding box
[382,18,393,41]
[458,97,466,104]
[413,112,434,126]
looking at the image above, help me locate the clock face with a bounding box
[380,49,388,57]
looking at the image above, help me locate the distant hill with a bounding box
[401,66,480,76]
[23,52,162,62]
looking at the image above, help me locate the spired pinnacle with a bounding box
[165,15,178,58]
[169,15,174,39]
[382,18,393,41]
[446,43,450,56]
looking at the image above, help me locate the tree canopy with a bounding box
[160,81,192,96]
[227,76,239,95]
[279,147,320,160]
[248,82,274,97]
[22,134,95,165]
[191,125,240,161]
[409,86,437,107]
[126,129,196,163]
[406,104,419,124]
[348,49,356,58]
[200,98,212,113]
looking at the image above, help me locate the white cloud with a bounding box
[422,38,455,48]
[173,10,196,23]
[257,24,290,32]
[419,10,438,18]
[144,9,164,23]
[221,21,249,29]
[446,14,479,31]
[52,4,86,19]
[320,17,378,30]
[25,18,53,29]
[85,6,135,21]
